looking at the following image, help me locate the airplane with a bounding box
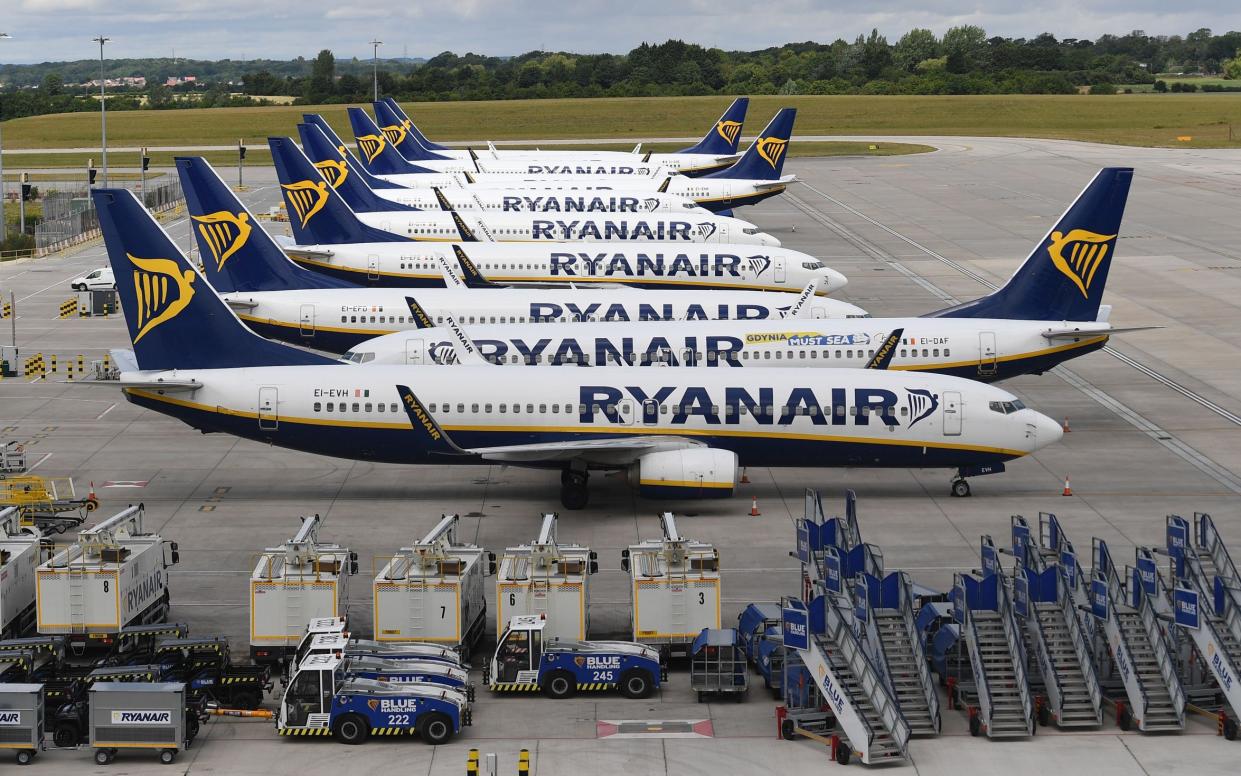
[270,137,779,246]
[297,122,710,215]
[245,148,838,291]
[347,168,1144,379]
[176,157,865,352]
[350,107,682,178]
[308,110,800,215]
[92,186,1063,507]
[370,97,745,176]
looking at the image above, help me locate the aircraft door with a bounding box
[943,391,962,436]
[642,399,660,424]
[774,257,786,283]
[406,339,424,365]
[298,305,315,336]
[979,332,997,376]
[367,254,380,280]
[812,305,826,319]
[721,183,733,205]
[258,387,279,431]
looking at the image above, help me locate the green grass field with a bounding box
[2,94,1239,154]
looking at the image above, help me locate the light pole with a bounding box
[370,39,383,101]
[93,36,110,187]
[0,32,11,245]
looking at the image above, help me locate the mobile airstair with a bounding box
[1010,516,1103,728]
[799,489,940,736]
[1091,538,1185,732]
[791,595,911,765]
[1162,514,1241,739]
[952,536,1035,738]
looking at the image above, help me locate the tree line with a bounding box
[1,28,1240,122]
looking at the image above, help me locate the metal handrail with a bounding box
[1096,549,1153,724]
[995,566,1034,734]
[1057,563,1103,719]
[1196,513,1241,644]
[898,571,941,731]
[1133,561,1186,722]
[823,595,911,756]
[960,584,995,731]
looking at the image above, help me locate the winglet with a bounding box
[440,314,489,366]
[404,297,436,329]
[395,385,469,455]
[448,209,480,242]
[433,255,466,289]
[452,246,498,288]
[865,329,904,370]
[789,278,821,319]
[432,187,453,212]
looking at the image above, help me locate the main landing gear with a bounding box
[951,477,972,498]
[560,469,590,510]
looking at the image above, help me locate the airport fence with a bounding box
[34,178,184,255]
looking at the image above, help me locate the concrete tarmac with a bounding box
[1,136,1239,773]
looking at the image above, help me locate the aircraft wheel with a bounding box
[951,478,971,498]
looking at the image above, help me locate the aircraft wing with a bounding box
[466,435,703,464]
[222,297,260,310]
[117,379,204,392]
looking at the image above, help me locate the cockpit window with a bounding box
[742,227,759,235]
[801,261,824,270]
[988,400,1025,414]
[341,352,375,364]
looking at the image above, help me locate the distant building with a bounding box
[164,76,198,87]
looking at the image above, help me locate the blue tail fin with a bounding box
[301,113,403,189]
[268,136,406,245]
[677,98,749,155]
[347,107,436,175]
[92,188,335,370]
[176,156,357,292]
[929,167,1133,322]
[384,97,450,151]
[372,100,453,161]
[704,108,795,181]
[297,123,418,213]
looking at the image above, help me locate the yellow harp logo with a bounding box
[716,120,742,145]
[755,136,787,169]
[190,211,252,272]
[1047,229,1115,298]
[381,119,410,147]
[356,133,387,163]
[127,254,196,343]
[313,152,350,189]
[281,181,329,228]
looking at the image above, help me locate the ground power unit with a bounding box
[373,514,493,654]
[249,514,357,664]
[35,505,178,653]
[496,513,597,642]
[622,512,721,657]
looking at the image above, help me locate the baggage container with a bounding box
[0,682,43,764]
[88,681,194,765]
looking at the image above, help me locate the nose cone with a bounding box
[1030,410,1064,451]
[820,268,849,294]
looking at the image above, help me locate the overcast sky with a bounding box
[2,0,1236,64]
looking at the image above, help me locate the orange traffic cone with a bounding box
[1062,476,1073,497]
[88,481,97,501]
[1062,417,1071,432]
[749,496,761,516]
[740,468,751,484]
